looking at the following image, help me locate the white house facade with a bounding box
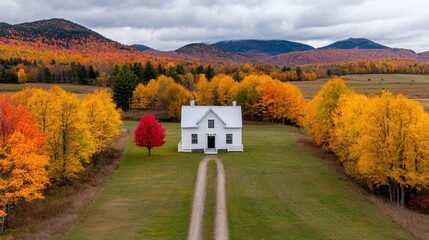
[178,100,244,154]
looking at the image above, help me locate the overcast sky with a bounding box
[1,0,429,52]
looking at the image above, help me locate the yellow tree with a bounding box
[17,69,28,83]
[13,88,57,133]
[48,87,94,181]
[144,79,159,108]
[208,75,221,105]
[234,75,262,119]
[132,80,160,109]
[164,83,192,120]
[353,92,429,205]
[82,89,122,160]
[330,92,369,179]
[194,74,213,105]
[182,72,196,91]
[11,87,35,106]
[157,75,175,109]
[0,95,49,225]
[214,75,238,106]
[131,83,149,109]
[304,77,349,148]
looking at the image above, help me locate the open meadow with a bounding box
[293,74,429,99]
[0,83,108,94]
[64,121,415,240]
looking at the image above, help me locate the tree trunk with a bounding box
[148,148,151,156]
[0,202,6,232]
[388,182,393,202]
[396,183,400,205]
[400,185,405,206]
[6,202,10,223]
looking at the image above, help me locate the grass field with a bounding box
[293,74,429,99]
[64,121,201,239]
[64,122,414,239]
[0,83,108,94]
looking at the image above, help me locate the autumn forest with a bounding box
[1,16,429,239]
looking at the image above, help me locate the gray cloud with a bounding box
[1,0,428,52]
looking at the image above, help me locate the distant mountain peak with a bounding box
[130,44,152,52]
[176,43,216,53]
[211,39,314,57]
[319,38,389,50]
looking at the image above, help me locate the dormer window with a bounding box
[208,119,214,128]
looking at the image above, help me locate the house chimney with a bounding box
[190,100,195,107]
[232,101,237,106]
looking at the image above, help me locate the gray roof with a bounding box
[181,105,242,128]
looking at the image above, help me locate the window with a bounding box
[192,134,198,144]
[226,134,233,144]
[208,119,214,128]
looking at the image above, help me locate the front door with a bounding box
[207,136,215,148]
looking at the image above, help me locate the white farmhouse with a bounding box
[178,100,244,154]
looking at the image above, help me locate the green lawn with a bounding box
[65,122,414,240]
[64,122,202,239]
[221,125,413,239]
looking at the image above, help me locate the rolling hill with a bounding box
[265,48,417,66]
[418,51,429,61]
[175,43,251,63]
[0,18,135,54]
[139,43,251,64]
[130,44,152,52]
[319,38,389,50]
[212,39,314,58]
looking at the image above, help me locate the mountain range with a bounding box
[1,18,428,65]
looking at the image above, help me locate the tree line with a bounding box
[305,77,429,207]
[129,74,307,125]
[0,57,100,84]
[0,87,122,230]
[3,56,429,88]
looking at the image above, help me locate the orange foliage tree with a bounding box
[0,95,49,228]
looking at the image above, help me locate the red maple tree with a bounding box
[134,114,166,156]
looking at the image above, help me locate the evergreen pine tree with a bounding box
[142,61,158,84]
[111,66,139,110]
[204,65,215,81]
[157,64,166,75]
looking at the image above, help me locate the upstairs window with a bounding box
[208,119,215,128]
[192,134,198,144]
[226,134,233,144]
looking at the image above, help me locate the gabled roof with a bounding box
[181,105,242,128]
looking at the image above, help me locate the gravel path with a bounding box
[188,156,229,240]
